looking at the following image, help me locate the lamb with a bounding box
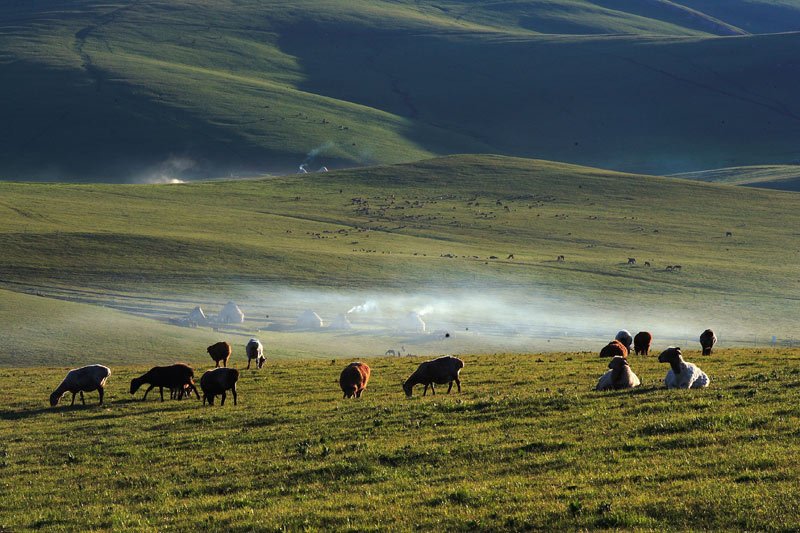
[595,356,640,390]
[615,330,633,352]
[245,338,265,369]
[207,341,231,367]
[200,367,240,405]
[49,365,111,406]
[700,329,717,356]
[402,355,464,397]
[599,340,628,358]
[130,363,199,401]
[658,347,710,389]
[339,362,371,398]
[633,331,653,356]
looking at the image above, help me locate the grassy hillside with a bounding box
[3,348,800,531]
[2,1,800,181]
[1,155,799,361]
[673,165,800,191]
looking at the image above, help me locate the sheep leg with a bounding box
[159,387,165,402]
[456,378,461,393]
[423,384,429,396]
[79,391,85,405]
[246,359,251,370]
[71,392,77,406]
[98,387,104,405]
[143,385,156,401]
[232,387,237,406]
[221,391,226,406]
[430,383,436,395]
[447,381,453,394]
[215,360,220,368]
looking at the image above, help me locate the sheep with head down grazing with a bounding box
[700,329,717,356]
[50,365,111,406]
[615,330,633,353]
[339,362,370,398]
[595,356,640,391]
[658,347,710,389]
[599,339,628,358]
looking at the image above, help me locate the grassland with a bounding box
[2,1,800,181]
[3,348,800,531]
[673,165,800,191]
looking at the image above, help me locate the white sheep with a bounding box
[658,347,710,389]
[615,329,633,352]
[50,365,111,406]
[245,338,265,369]
[595,356,640,391]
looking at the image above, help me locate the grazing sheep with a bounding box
[595,356,640,390]
[599,340,628,358]
[627,257,636,265]
[130,363,198,401]
[644,261,651,267]
[339,362,371,398]
[615,330,633,352]
[556,255,565,262]
[207,341,231,367]
[245,338,265,369]
[50,365,111,406]
[658,347,710,389]
[402,355,464,397]
[633,331,653,356]
[700,329,717,355]
[200,367,240,406]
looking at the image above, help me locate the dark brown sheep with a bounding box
[130,363,199,401]
[599,340,628,358]
[403,356,464,397]
[633,331,653,356]
[700,329,717,355]
[207,341,231,367]
[200,367,240,406]
[339,362,371,398]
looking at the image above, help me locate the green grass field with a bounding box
[673,165,800,191]
[3,1,800,181]
[3,348,800,531]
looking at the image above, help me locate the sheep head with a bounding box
[608,356,629,371]
[49,390,63,406]
[130,378,142,395]
[402,379,413,398]
[658,347,683,364]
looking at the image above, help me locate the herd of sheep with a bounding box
[48,329,717,407]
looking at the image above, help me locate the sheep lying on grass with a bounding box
[50,365,111,406]
[658,347,710,389]
[207,341,231,367]
[615,330,633,352]
[201,367,239,405]
[130,363,198,401]
[595,356,640,391]
[403,356,464,397]
[634,331,653,356]
[599,340,628,358]
[340,362,371,398]
[245,338,265,369]
[700,329,717,355]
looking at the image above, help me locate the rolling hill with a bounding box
[2,1,800,181]
[673,164,800,190]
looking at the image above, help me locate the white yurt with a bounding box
[217,301,245,323]
[329,313,353,330]
[296,309,324,328]
[399,311,426,332]
[187,306,207,323]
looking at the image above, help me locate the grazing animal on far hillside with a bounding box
[644,261,651,267]
[700,329,717,356]
[627,257,636,265]
[130,363,198,401]
[339,362,371,398]
[207,341,231,367]
[556,255,565,262]
[634,331,653,356]
[245,338,265,369]
[50,365,111,406]
[403,356,464,397]
[595,356,640,391]
[658,347,709,389]
[599,340,628,358]
[615,330,633,352]
[200,367,240,405]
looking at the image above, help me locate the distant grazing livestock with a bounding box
[556,255,565,262]
[700,329,717,356]
[666,265,674,271]
[385,349,397,357]
[658,347,709,389]
[50,365,111,406]
[599,340,628,358]
[644,261,651,267]
[339,362,371,398]
[207,341,231,367]
[627,257,636,265]
[403,356,464,397]
[200,368,240,405]
[245,338,265,369]
[673,265,682,271]
[726,231,732,237]
[615,330,633,352]
[595,356,640,391]
[130,363,198,401]
[633,331,653,356]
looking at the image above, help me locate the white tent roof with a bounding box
[329,313,353,330]
[218,301,245,323]
[296,309,324,328]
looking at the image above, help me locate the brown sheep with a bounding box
[700,329,717,355]
[599,340,628,358]
[339,362,371,398]
[207,341,231,367]
[200,367,240,405]
[130,363,199,401]
[403,356,464,397]
[633,331,653,356]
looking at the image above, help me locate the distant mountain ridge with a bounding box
[1,0,800,182]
